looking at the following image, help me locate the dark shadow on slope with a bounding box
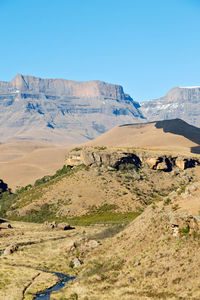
[0,218,7,224]
[191,146,200,154]
[155,119,200,153]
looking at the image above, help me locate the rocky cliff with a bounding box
[0,74,144,144]
[140,86,200,127]
[66,148,200,171]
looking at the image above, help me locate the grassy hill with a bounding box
[1,146,198,226]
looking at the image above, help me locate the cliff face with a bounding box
[0,74,144,144]
[140,87,200,127]
[10,74,130,99]
[65,148,200,171]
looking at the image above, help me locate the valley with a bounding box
[2,1,200,299]
[0,119,200,299]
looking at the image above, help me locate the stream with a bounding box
[34,271,75,300]
[1,260,75,300]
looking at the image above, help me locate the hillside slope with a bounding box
[0,142,69,190]
[88,119,200,155]
[57,187,200,300]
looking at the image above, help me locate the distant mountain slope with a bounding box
[88,119,200,154]
[140,86,200,127]
[0,74,144,144]
[0,141,69,190]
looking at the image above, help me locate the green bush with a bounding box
[180,224,190,234]
[0,192,16,217]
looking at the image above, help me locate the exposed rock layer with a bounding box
[0,74,144,144]
[66,148,200,171]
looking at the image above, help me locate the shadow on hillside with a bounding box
[0,219,6,224]
[155,119,200,152]
[0,219,8,230]
[191,146,200,154]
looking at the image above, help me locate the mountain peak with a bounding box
[140,86,200,128]
[11,73,28,91]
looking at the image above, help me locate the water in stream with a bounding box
[34,272,75,300]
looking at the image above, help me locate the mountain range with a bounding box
[140,86,200,127]
[0,74,200,144]
[0,74,143,144]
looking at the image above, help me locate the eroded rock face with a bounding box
[145,157,160,169]
[11,74,130,100]
[175,157,198,170]
[66,149,200,172]
[66,150,142,170]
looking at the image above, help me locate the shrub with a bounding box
[72,147,82,151]
[164,198,171,206]
[94,146,107,150]
[180,225,190,234]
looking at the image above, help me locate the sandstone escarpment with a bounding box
[66,148,200,171]
[66,148,141,170]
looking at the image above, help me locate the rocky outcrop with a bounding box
[168,213,200,237]
[66,149,142,170]
[66,149,200,172]
[44,221,73,230]
[4,244,18,255]
[175,157,198,170]
[71,257,83,268]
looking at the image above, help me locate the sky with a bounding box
[0,0,200,101]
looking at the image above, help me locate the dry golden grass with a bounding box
[0,221,104,300]
[8,163,194,221]
[87,122,200,156]
[1,166,200,299]
[54,206,200,299]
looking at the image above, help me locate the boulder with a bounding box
[50,221,57,229]
[85,240,100,249]
[63,241,76,252]
[72,257,83,268]
[76,237,88,246]
[145,157,160,169]
[4,244,18,255]
[2,223,12,229]
[156,161,168,171]
[57,222,73,230]
[176,158,187,170]
[169,213,200,236]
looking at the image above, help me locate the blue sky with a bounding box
[0,0,200,101]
